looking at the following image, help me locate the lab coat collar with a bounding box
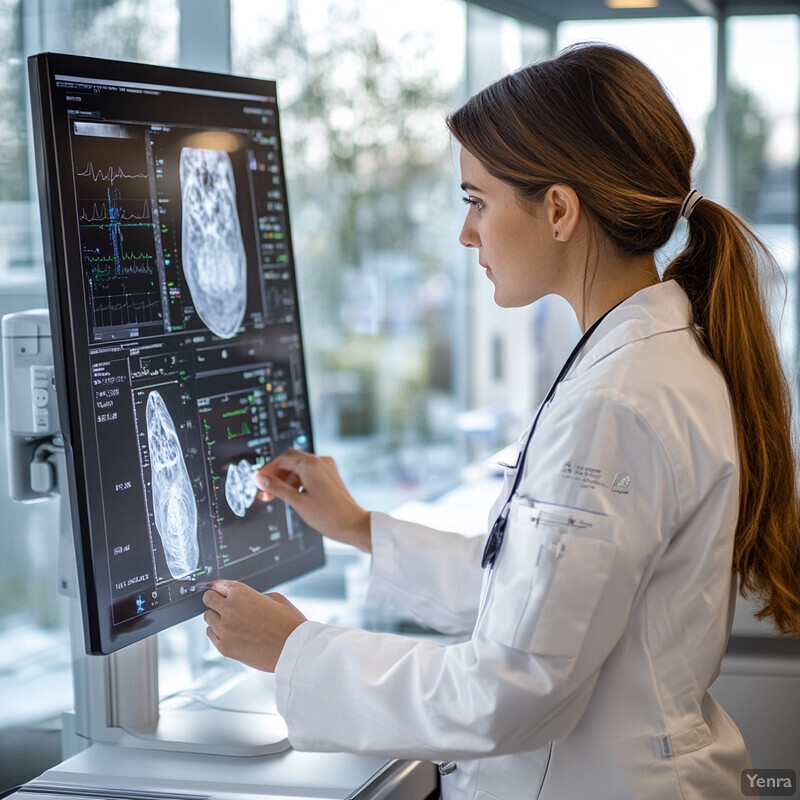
[565,279,692,380]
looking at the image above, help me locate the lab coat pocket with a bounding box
[480,499,617,658]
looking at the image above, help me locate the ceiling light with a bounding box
[604,0,660,8]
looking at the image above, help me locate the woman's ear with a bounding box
[545,184,580,242]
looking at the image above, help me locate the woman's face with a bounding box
[458,148,562,308]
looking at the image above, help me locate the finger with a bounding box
[253,470,270,492]
[206,625,222,646]
[254,467,301,493]
[203,608,221,634]
[272,449,320,479]
[281,447,308,459]
[202,589,225,610]
[212,579,235,597]
[255,460,283,480]
[255,472,307,509]
[257,449,310,479]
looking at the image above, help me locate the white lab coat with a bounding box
[275,279,752,799]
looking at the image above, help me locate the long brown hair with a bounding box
[447,43,800,635]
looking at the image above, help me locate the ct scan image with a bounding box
[146,388,200,578]
[224,458,259,518]
[179,147,247,339]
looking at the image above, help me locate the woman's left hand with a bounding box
[202,580,307,672]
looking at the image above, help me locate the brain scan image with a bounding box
[146,390,199,578]
[225,458,259,518]
[179,147,247,339]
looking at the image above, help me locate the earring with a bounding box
[553,231,559,239]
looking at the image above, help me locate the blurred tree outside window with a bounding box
[233,0,467,509]
[53,0,178,63]
[0,0,26,203]
[727,85,770,222]
[728,16,799,387]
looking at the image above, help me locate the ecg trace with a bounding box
[78,176,162,331]
[85,249,155,279]
[80,199,151,224]
[77,161,148,185]
[91,291,163,328]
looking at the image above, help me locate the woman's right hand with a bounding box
[253,449,372,553]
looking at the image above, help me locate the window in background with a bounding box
[459,4,569,465]
[728,15,799,385]
[232,0,469,512]
[0,2,64,771]
[558,18,716,192]
[0,0,26,204]
[38,0,178,64]
[556,18,716,284]
[559,15,799,387]
[0,0,179,787]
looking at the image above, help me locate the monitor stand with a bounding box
[48,443,291,758]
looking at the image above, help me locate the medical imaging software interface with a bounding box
[54,71,319,629]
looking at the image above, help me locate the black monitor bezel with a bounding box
[28,52,324,655]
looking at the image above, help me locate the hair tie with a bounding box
[680,189,703,220]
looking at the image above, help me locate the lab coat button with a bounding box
[438,761,457,776]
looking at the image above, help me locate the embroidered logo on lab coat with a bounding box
[611,472,631,494]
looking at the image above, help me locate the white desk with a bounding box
[8,742,437,800]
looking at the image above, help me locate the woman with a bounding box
[203,43,800,798]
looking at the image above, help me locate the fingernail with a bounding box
[253,474,270,490]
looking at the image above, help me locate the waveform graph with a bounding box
[77,161,149,186]
[81,190,163,334]
[226,417,252,440]
[80,196,151,225]
[73,133,164,338]
[73,136,152,202]
[89,290,164,330]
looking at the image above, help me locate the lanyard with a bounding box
[481,303,620,569]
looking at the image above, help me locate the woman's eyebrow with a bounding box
[460,181,482,192]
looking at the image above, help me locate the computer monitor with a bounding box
[28,52,325,655]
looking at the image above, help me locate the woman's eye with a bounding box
[462,195,484,212]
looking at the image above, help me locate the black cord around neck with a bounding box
[481,302,621,569]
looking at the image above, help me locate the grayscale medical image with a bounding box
[179,147,247,339]
[146,390,200,578]
[225,458,258,518]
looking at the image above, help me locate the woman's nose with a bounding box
[459,217,479,249]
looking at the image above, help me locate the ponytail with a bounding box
[663,201,800,635]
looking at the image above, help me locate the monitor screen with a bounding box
[28,52,324,655]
